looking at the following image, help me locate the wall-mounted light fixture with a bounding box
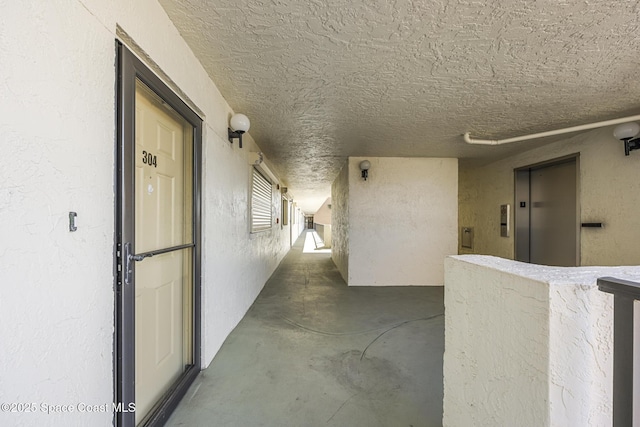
[228,113,250,148]
[359,160,371,181]
[613,122,640,156]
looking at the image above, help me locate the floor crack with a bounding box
[326,392,359,423]
[360,313,444,361]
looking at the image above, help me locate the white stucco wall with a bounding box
[444,255,640,426]
[0,1,291,425]
[348,157,458,286]
[331,163,349,283]
[292,203,305,241]
[459,127,640,265]
[285,199,305,247]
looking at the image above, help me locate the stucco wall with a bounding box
[286,200,305,246]
[443,255,640,426]
[293,203,305,241]
[0,1,292,425]
[348,157,458,286]
[331,162,349,283]
[459,127,640,265]
[314,197,332,247]
[313,197,332,225]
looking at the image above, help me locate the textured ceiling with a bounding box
[158,0,640,212]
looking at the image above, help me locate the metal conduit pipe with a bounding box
[463,114,640,145]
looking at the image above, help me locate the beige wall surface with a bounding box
[459,127,640,265]
[348,157,458,286]
[331,164,349,283]
[313,197,332,225]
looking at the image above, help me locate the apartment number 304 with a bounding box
[142,150,158,168]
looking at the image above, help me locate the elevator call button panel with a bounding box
[500,204,510,238]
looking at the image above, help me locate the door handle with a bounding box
[122,244,153,286]
[123,242,134,286]
[123,243,150,285]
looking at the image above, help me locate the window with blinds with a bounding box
[251,167,272,233]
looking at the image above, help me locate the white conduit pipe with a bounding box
[463,114,640,145]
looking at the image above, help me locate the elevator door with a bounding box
[515,158,578,266]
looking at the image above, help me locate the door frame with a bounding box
[115,42,202,427]
[514,153,580,265]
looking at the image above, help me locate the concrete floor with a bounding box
[166,231,445,427]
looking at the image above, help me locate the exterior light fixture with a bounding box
[359,160,371,181]
[613,122,640,156]
[228,113,250,148]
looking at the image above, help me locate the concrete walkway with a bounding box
[167,231,444,427]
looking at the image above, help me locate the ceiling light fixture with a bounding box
[359,160,371,181]
[613,122,640,156]
[228,113,250,148]
[464,114,640,146]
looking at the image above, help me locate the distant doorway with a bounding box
[515,156,579,266]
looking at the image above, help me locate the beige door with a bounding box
[134,82,194,423]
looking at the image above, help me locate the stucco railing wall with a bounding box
[443,255,640,426]
[314,223,332,248]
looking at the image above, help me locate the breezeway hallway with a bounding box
[167,230,444,427]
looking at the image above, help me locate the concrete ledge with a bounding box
[315,223,332,248]
[443,255,640,426]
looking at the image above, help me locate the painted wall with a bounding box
[285,198,305,247]
[292,202,306,241]
[0,0,292,425]
[331,163,350,283]
[443,255,640,426]
[459,127,640,265]
[313,197,332,247]
[347,157,458,286]
[313,197,332,225]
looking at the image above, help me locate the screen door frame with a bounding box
[115,41,202,427]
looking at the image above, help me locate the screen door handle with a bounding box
[132,243,195,261]
[123,243,144,286]
[123,242,134,286]
[123,243,194,285]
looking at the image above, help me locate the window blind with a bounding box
[251,168,272,232]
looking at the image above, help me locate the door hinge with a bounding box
[115,242,123,289]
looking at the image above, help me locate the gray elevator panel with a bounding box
[529,160,577,266]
